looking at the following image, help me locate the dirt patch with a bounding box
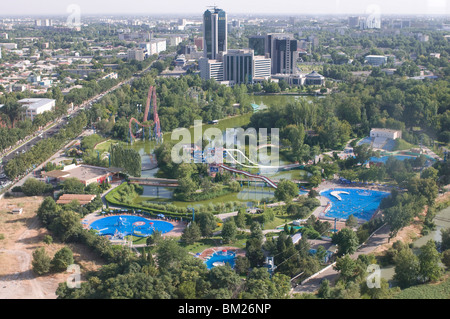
[0,196,104,299]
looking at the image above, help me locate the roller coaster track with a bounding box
[129,85,162,143]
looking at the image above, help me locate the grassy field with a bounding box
[394,138,417,151]
[394,273,450,299]
[163,112,253,144]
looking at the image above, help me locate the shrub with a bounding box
[32,247,51,276]
[51,247,74,272]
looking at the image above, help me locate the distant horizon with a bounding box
[1,13,449,19]
[0,0,449,17]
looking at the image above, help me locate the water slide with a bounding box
[218,164,278,189]
[224,148,300,170]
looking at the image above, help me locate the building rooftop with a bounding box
[18,98,55,110]
[370,128,401,133]
[56,193,97,205]
[42,164,122,182]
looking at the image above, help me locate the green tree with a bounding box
[234,256,250,276]
[196,212,217,237]
[274,179,299,203]
[32,247,51,276]
[180,222,201,245]
[21,178,52,196]
[317,279,332,299]
[345,214,358,228]
[51,247,74,272]
[393,247,420,289]
[221,218,237,244]
[418,240,443,283]
[332,228,359,256]
[156,238,189,269]
[61,178,86,194]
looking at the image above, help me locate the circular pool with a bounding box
[89,215,174,237]
[205,251,236,270]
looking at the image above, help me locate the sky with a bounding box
[0,0,449,16]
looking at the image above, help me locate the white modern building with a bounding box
[18,98,55,121]
[365,55,388,66]
[199,57,224,82]
[253,55,272,80]
[370,128,402,140]
[139,39,167,56]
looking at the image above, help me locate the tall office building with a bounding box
[203,7,227,59]
[223,49,254,84]
[271,37,298,75]
[248,36,266,56]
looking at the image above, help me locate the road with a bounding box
[1,58,156,169]
[292,224,391,294]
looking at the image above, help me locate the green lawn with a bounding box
[394,273,450,299]
[94,138,124,153]
[163,112,253,144]
[180,232,249,254]
[394,139,416,151]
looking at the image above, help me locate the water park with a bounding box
[88,215,174,238]
[319,188,390,222]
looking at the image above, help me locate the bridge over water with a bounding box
[129,177,179,187]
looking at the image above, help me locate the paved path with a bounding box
[292,224,391,294]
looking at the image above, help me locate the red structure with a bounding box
[129,85,162,143]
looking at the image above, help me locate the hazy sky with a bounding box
[1,0,449,16]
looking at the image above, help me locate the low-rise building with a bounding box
[365,55,388,66]
[56,194,97,205]
[18,98,55,120]
[42,164,122,186]
[305,70,325,86]
[370,128,402,140]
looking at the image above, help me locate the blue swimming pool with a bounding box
[89,215,174,237]
[320,188,390,221]
[368,155,416,164]
[205,251,236,270]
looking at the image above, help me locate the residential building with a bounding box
[360,16,381,29]
[203,7,227,59]
[127,48,145,61]
[118,31,152,42]
[18,98,55,121]
[348,16,360,28]
[194,37,204,50]
[0,43,17,50]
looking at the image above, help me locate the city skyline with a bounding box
[0,0,449,16]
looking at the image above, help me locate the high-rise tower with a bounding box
[203,7,227,60]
